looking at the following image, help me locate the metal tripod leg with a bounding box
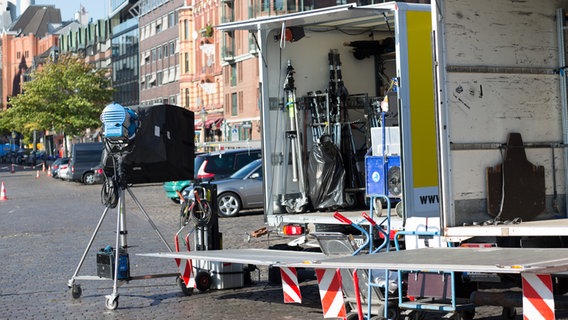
[105,187,125,310]
[67,205,112,288]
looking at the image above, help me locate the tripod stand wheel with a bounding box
[70,284,82,299]
[105,295,119,310]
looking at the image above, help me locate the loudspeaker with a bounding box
[105,104,195,184]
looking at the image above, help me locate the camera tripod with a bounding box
[66,151,178,310]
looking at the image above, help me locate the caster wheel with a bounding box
[395,201,403,218]
[376,302,400,320]
[195,271,212,292]
[346,312,360,320]
[177,277,194,296]
[71,284,82,299]
[105,296,119,310]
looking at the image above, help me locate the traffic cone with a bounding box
[0,182,7,201]
[47,165,52,177]
[10,164,14,174]
[36,170,40,179]
[42,162,45,172]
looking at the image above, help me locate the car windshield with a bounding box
[229,159,261,179]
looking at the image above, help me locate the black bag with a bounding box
[308,135,345,209]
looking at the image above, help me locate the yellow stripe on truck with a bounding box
[406,10,437,188]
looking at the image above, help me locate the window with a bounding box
[157,46,162,60]
[230,64,237,86]
[185,88,190,108]
[168,12,176,28]
[155,19,162,33]
[163,44,168,57]
[157,71,163,85]
[151,48,156,61]
[170,40,176,54]
[184,53,190,73]
[184,19,189,40]
[231,92,237,116]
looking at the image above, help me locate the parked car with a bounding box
[68,142,104,184]
[58,162,72,181]
[50,157,69,178]
[213,159,264,217]
[163,152,205,203]
[183,159,263,217]
[90,164,106,184]
[163,148,262,203]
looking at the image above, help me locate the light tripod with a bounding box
[66,144,177,310]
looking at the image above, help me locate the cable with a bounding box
[101,176,119,208]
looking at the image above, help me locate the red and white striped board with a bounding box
[174,235,195,288]
[280,267,302,303]
[316,268,347,319]
[522,273,555,320]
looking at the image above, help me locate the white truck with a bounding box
[145,1,568,318]
[216,0,568,313]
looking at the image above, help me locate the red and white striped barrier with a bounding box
[280,267,302,303]
[316,268,347,319]
[174,234,195,288]
[522,273,555,320]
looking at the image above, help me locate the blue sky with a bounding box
[35,1,109,21]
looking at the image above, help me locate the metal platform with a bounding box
[141,247,568,275]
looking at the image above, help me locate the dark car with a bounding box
[68,142,104,184]
[163,148,262,203]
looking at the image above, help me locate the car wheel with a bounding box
[217,192,241,217]
[83,172,96,185]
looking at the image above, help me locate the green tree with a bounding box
[0,54,113,141]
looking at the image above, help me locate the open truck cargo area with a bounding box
[217,2,438,241]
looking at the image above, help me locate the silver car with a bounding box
[215,159,263,217]
[185,159,263,217]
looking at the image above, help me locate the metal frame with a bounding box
[66,154,177,310]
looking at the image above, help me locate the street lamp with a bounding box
[200,107,207,149]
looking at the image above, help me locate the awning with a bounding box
[194,117,224,130]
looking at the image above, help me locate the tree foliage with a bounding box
[0,54,113,138]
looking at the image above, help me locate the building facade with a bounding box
[0,5,62,109]
[110,1,140,107]
[178,0,225,147]
[138,0,183,107]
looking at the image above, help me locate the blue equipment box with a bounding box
[97,247,130,280]
[365,155,401,198]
